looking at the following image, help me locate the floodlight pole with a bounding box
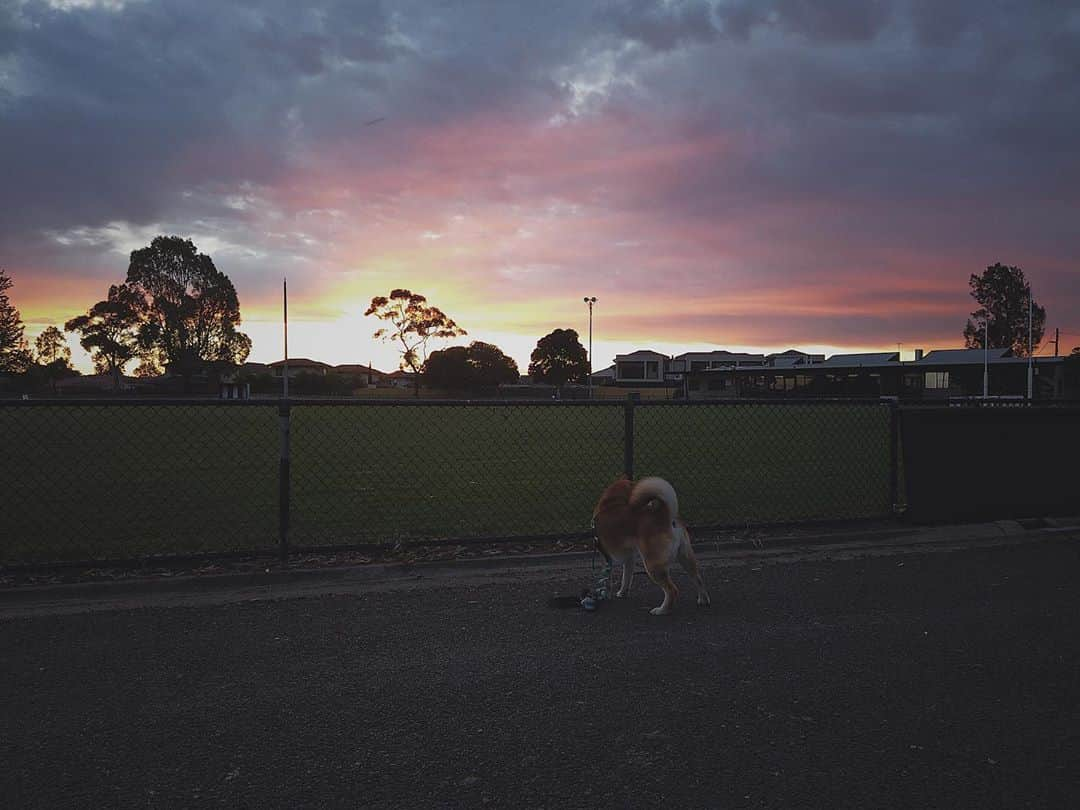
[279,276,291,561]
[584,296,597,398]
[283,277,289,399]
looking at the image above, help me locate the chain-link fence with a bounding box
[1,401,279,563]
[1,398,899,565]
[633,401,895,526]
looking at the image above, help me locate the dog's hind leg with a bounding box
[677,538,711,607]
[616,552,634,598]
[644,565,678,616]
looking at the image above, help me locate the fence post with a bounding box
[888,399,899,513]
[623,394,635,479]
[278,399,291,561]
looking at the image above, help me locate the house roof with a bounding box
[674,350,764,360]
[688,349,1066,376]
[334,364,386,375]
[267,358,332,369]
[991,355,1064,365]
[387,369,416,378]
[819,352,900,367]
[766,349,825,366]
[616,350,669,359]
[915,348,1010,364]
[590,364,616,376]
[693,365,768,373]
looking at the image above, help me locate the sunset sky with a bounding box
[2,0,1079,373]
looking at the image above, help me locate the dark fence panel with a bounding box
[900,406,1080,522]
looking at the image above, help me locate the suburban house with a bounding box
[240,361,270,375]
[683,348,1068,400]
[218,376,251,400]
[765,349,826,367]
[903,349,1066,400]
[268,358,332,378]
[334,364,386,386]
[610,348,825,389]
[386,369,417,389]
[54,373,138,395]
[589,364,617,385]
[672,350,766,373]
[613,350,673,385]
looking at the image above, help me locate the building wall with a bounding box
[615,358,666,382]
[686,361,1066,400]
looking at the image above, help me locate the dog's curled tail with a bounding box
[629,476,679,521]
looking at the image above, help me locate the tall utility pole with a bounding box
[983,317,989,399]
[1053,327,1060,357]
[583,296,597,398]
[283,277,289,399]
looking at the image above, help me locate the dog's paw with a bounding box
[697,593,712,607]
[649,606,671,616]
[615,589,627,598]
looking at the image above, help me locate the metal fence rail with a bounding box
[2,398,899,565]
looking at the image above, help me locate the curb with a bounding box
[2,518,1077,608]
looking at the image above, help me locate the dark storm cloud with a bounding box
[0,1,19,56]
[597,0,719,51]
[0,0,595,253]
[1,1,293,249]
[597,0,1080,221]
[716,0,894,42]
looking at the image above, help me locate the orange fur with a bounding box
[591,476,711,615]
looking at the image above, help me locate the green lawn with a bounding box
[1,401,893,563]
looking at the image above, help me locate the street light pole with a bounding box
[584,296,596,398]
[983,317,989,399]
[283,277,289,400]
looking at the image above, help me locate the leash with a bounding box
[547,525,613,611]
[580,542,612,611]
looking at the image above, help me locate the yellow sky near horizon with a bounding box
[19,297,1015,377]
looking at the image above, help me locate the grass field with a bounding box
[1,401,893,563]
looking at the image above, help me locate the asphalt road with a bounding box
[2,537,1078,809]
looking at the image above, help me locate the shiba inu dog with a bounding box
[591,476,711,615]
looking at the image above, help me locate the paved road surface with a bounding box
[2,537,1078,808]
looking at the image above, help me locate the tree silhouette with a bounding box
[32,325,75,393]
[962,263,1045,356]
[133,357,164,378]
[34,326,71,367]
[125,236,251,389]
[528,328,589,387]
[65,284,142,390]
[466,341,520,388]
[424,341,519,391]
[365,289,465,395]
[0,268,32,373]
